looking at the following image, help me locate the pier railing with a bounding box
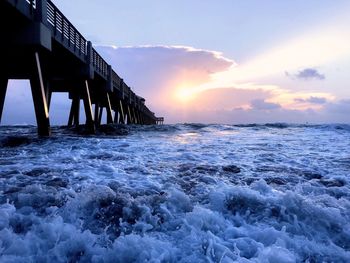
[92,48,109,79]
[46,1,87,60]
[5,0,160,123]
[44,0,151,115]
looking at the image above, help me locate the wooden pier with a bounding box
[0,0,163,136]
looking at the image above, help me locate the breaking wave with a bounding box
[0,124,349,262]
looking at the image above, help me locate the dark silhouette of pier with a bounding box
[0,0,163,136]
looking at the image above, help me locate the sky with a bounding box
[2,0,350,124]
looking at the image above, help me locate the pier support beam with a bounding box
[106,94,113,124]
[94,103,100,127]
[93,94,114,126]
[98,106,103,125]
[82,80,95,133]
[68,95,80,127]
[140,113,145,125]
[46,84,52,111]
[137,110,142,125]
[127,105,132,124]
[30,52,50,136]
[133,109,138,124]
[0,79,8,124]
[131,108,135,124]
[119,100,125,124]
[114,111,119,124]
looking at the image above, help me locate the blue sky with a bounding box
[53,0,349,59]
[2,0,350,124]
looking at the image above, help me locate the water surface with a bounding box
[0,124,349,262]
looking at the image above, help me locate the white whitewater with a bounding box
[0,124,349,262]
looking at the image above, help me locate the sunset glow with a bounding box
[174,86,198,103]
[2,0,350,260]
[2,0,350,124]
[165,22,350,119]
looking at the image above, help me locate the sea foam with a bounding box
[0,124,349,262]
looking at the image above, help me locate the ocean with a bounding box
[0,124,349,262]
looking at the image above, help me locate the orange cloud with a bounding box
[95,43,349,123]
[2,43,348,125]
[96,45,234,108]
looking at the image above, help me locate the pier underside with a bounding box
[0,0,162,136]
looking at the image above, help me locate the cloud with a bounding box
[325,99,350,114]
[2,45,349,125]
[2,45,239,125]
[97,45,233,85]
[188,88,272,111]
[295,96,328,104]
[163,107,313,124]
[95,45,234,109]
[250,99,281,110]
[163,102,350,124]
[286,68,325,80]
